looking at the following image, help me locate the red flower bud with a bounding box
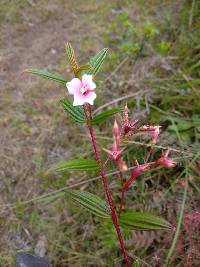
[156,150,176,168]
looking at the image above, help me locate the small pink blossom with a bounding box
[102,144,127,171]
[156,150,176,168]
[139,125,161,144]
[124,120,139,135]
[135,160,150,172]
[113,120,120,143]
[123,160,150,190]
[103,121,125,161]
[122,104,139,135]
[117,158,128,171]
[151,125,160,144]
[103,144,125,161]
[66,74,96,106]
[103,121,127,170]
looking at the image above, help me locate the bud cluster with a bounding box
[102,105,177,217]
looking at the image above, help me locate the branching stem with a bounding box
[83,104,131,267]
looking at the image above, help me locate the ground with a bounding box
[0,0,200,266]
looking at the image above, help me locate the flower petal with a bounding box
[66,78,81,95]
[82,74,96,90]
[85,91,96,105]
[82,74,92,84]
[73,92,86,106]
[73,91,97,106]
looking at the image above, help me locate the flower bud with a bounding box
[113,120,120,142]
[156,150,176,168]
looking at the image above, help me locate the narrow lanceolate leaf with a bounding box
[52,159,99,172]
[68,190,111,218]
[91,107,122,125]
[60,98,85,123]
[25,68,67,84]
[66,42,79,74]
[88,48,108,75]
[119,211,171,230]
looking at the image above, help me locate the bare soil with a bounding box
[0,1,109,265]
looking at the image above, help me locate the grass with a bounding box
[1,0,200,266]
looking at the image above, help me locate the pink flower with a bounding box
[103,121,127,169]
[113,120,120,137]
[122,104,139,135]
[124,120,139,135]
[117,158,128,171]
[139,125,161,144]
[156,150,176,168]
[123,160,150,190]
[103,121,128,171]
[103,144,125,161]
[103,144,127,171]
[66,74,96,106]
[133,160,150,174]
[113,120,120,144]
[151,125,160,144]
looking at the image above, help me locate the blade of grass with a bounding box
[163,176,188,266]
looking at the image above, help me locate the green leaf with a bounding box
[76,64,93,78]
[60,98,85,123]
[132,260,141,267]
[25,68,67,84]
[68,190,110,219]
[91,107,122,125]
[52,159,99,172]
[119,210,171,230]
[88,48,108,75]
[66,42,79,74]
[165,116,193,132]
[167,122,193,132]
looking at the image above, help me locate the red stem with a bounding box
[115,161,124,217]
[115,160,124,187]
[83,104,131,267]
